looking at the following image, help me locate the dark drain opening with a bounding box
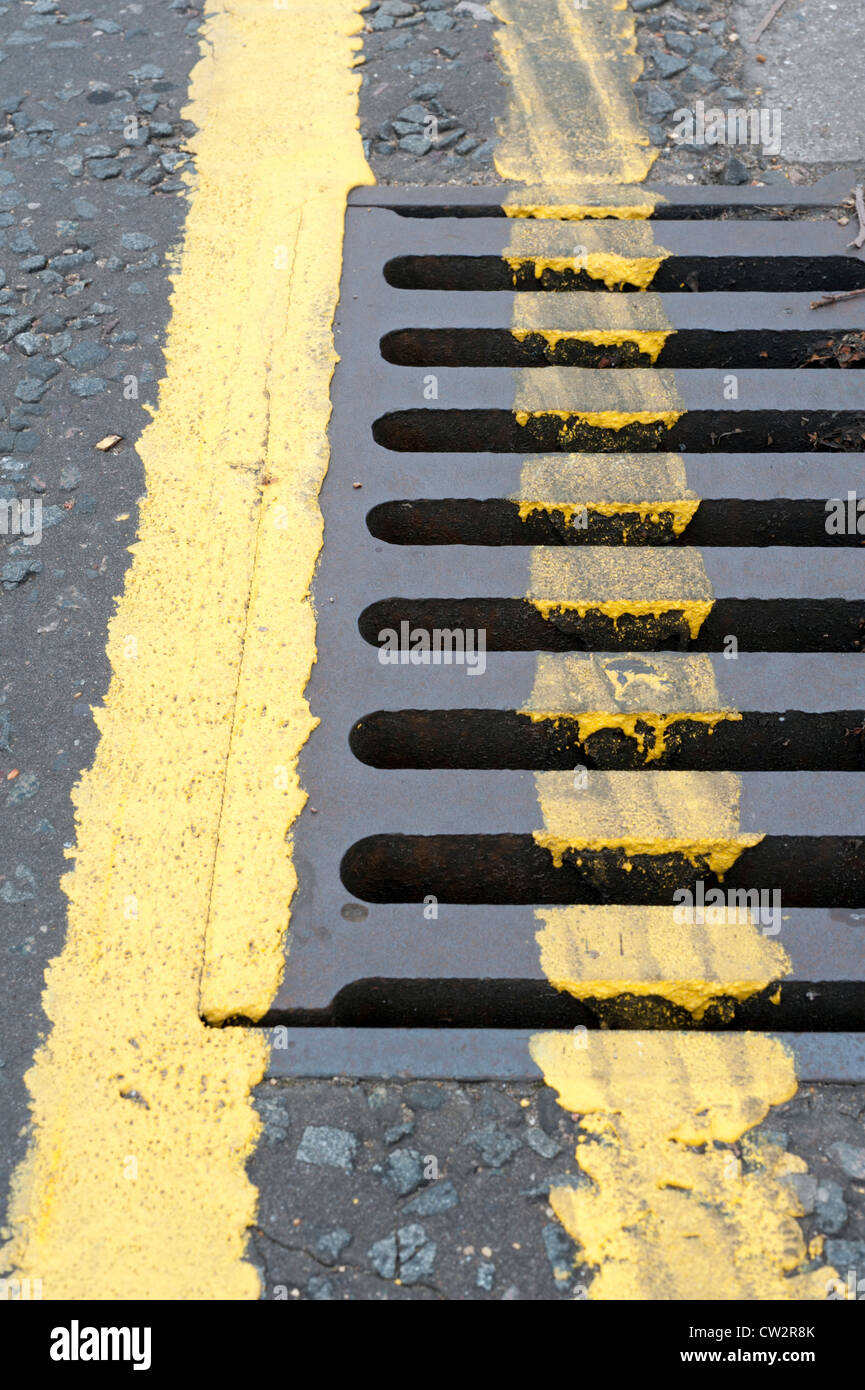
[359,599,865,652]
[350,710,865,771]
[382,202,839,222]
[367,499,864,547]
[381,328,865,370]
[372,409,865,453]
[340,835,865,906]
[384,255,865,293]
[314,979,864,1033]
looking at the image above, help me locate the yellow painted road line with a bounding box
[492,0,836,1299]
[531,1034,833,1300]
[492,0,656,186]
[1,1,371,1299]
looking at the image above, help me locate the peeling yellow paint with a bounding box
[531,599,712,642]
[508,252,667,291]
[512,327,672,363]
[503,200,659,221]
[520,709,740,762]
[1,0,372,1300]
[515,497,698,535]
[515,408,680,431]
[534,833,762,880]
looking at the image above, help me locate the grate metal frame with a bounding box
[259,181,865,1076]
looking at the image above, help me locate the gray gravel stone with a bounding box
[815,1180,848,1235]
[10,230,37,254]
[722,154,749,185]
[404,1179,459,1216]
[315,1227,352,1264]
[646,86,677,117]
[831,1143,865,1179]
[679,64,720,93]
[476,1259,495,1291]
[426,9,455,30]
[781,1172,817,1215]
[257,1094,290,1144]
[295,1124,357,1172]
[398,133,431,155]
[64,342,109,369]
[466,1123,521,1168]
[13,333,44,356]
[824,1239,865,1272]
[384,1118,415,1145]
[653,52,689,79]
[665,34,695,57]
[397,103,430,124]
[68,376,107,397]
[397,1223,436,1285]
[88,158,122,180]
[15,380,49,403]
[406,1081,446,1110]
[382,1146,425,1195]
[409,82,442,98]
[542,1222,576,1284]
[526,1126,562,1160]
[305,1275,333,1300]
[367,1233,397,1279]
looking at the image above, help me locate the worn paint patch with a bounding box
[491,0,656,186]
[1,0,371,1299]
[530,1034,837,1299]
[535,906,789,1019]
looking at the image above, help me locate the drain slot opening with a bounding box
[384,255,865,293]
[367,499,862,547]
[350,710,865,771]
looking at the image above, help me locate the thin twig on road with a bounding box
[752,0,789,45]
[810,288,865,309]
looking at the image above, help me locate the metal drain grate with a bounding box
[263,178,865,1076]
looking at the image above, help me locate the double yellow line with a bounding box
[2,0,372,1300]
